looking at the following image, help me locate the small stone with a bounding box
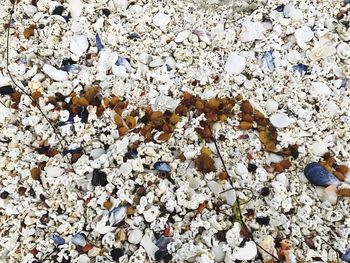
[225,53,246,75]
[153,12,171,28]
[149,58,165,68]
[311,141,328,156]
[235,163,248,176]
[70,35,89,57]
[270,113,291,128]
[45,166,64,177]
[111,248,124,262]
[266,99,279,113]
[212,242,226,262]
[0,191,9,199]
[141,234,159,257]
[120,162,132,176]
[175,30,191,43]
[232,241,257,260]
[31,167,41,180]
[43,65,68,82]
[128,228,143,244]
[247,163,257,172]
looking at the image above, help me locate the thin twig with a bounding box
[6,1,66,150]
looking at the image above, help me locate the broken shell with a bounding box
[153,12,170,28]
[192,28,211,45]
[311,82,332,96]
[262,51,275,71]
[43,64,68,81]
[225,53,246,75]
[70,35,89,57]
[337,42,350,60]
[110,206,127,226]
[232,241,257,260]
[240,21,266,42]
[308,42,336,61]
[295,26,314,49]
[154,162,171,173]
[270,113,291,128]
[52,234,65,245]
[72,233,87,247]
[342,249,350,262]
[304,162,341,187]
[68,0,83,20]
[175,30,191,43]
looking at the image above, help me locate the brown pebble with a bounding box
[239,121,253,130]
[114,114,124,127]
[336,165,349,175]
[218,171,227,181]
[333,171,345,181]
[103,200,113,210]
[157,132,170,141]
[31,167,41,180]
[126,115,136,128]
[280,159,291,169]
[151,111,163,121]
[32,91,42,100]
[241,100,253,114]
[195,153,216,173]
[337,188,350,196]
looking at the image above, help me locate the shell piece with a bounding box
[295,26,314,49]
[154,162,171,173]
[43,64,68,81]
[71,233,87,247]
[270,113,291,128]
[232,241,257,260]
[153,12,171,28]
[311,82,332,96]
[155,236,174,251]
[337,42,350,59]
[70,35,89,57]
[175,30,191,43]
[110,206,127,226]
[192,28,211,45]
[68,0,83,20]
[95,33,103,52]
[342,249,350,262]
[225,53,246,75]
[304,162,341,187]
[116,57,132,72]
[308,42,336,61]
[240,21,266,42]
[52,234,65,245]
[293,63,308,74]
[262,51,275,71]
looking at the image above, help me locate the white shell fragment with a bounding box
[225,53,246,75]
[175,30,191,43]
[128,229,143,244]
[42,64,68,81]
[70,35,89,57]
[311,82,332,96]
[270,113,291,128]
[311,141,328,156]
[45,166,64,177]
[153,12,171,28]
[266,99,279,113]
[68,0,83,20]
[240,21,266,42]
[232,241,257,260]
[295,26,314,49]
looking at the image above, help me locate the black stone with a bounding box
[0,191,9,199]
[92,169,108,186]
[256,216,270,226]
[260,187,270,197]
[102,9,111,16]
[155,250,168,261]
[0,85,15,95]
[247,163,257,172]
[291,148,299,159]
[110,248,123,261]
[52,6,64,15]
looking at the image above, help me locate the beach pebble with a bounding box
[295,26,314,49]
[311,141,328,156]
[225,53,246,75]
[69,0,83,20]
[120,162,132,176]
[212,242,226,262]
[270,113,291,128]
[128,229,143,244]
[70,35,89,57]
[153,12,171,28]
[266,99,279,113]
[45,166,64,177]
[175,30,191,43]
[235,163,248,176]
[311,82,332,96]
[43,64,68,81]
[149,58,165,68]
[141,234,159,257]
[232,241,257,260]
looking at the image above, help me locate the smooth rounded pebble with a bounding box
[270,113,291,128]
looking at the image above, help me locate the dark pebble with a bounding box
[260,187,270,196]
[52,6,64,15]
[247,163,257,172]
[0,191,9,199]
[256,216,270,226]
[275,4,284,12]
[102,9,111,16]
[111,248,124,261]
[0,85,15,95]
[92,169,108,186]
[155,250,168,261]
[291,148,299,159]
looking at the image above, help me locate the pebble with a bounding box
[270,113,291,128]
[232,241,257,260]
[304,162,341,187]
[153,12,171,28]
[149,58,165,68]
[225,53,246,75]
[120,162,132,176]
[141,233,159,257]
[71,233,87,247]
[212,242,226,262]
[235,163,248,176]
[295,26,314,49]
[175,30,191,43]
[265,99,279,113]
[311,141,328,156]
[311,82,332,96]
[42,64,68,81]
[70,35,89,57]
[128,228,143,244]
[45,166,64,177]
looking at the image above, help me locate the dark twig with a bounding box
[6,1,66,150]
